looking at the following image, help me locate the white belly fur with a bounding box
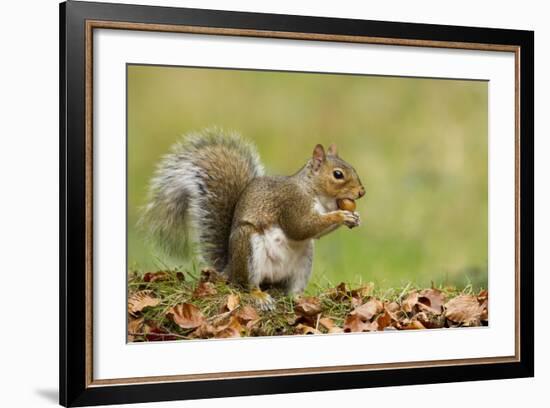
[249,226,312,286]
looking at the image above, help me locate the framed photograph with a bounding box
[60,1,534,406]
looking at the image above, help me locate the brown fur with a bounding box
[142,130,365,293]
[224,144,365,288]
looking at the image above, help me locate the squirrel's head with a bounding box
[309,144,365,201]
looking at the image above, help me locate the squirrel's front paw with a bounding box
[341,210,361,229]
[250,288,275,312]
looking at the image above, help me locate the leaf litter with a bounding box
[127,269,488,341]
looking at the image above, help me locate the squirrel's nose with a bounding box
[358,187,365,198]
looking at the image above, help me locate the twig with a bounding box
[128,331,190,340]
[315,313,321,331]
[207,306,240,324]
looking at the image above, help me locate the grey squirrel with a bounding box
[140,129,365,308]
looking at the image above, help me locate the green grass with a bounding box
[127,65,488,291]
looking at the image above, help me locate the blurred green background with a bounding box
[127,65,488,290]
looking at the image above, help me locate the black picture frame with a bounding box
[60,1,534,406]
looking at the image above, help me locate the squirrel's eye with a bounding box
[333,170,344,179]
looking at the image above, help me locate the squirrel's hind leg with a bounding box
[225,224,275,311]
[285,240,314,295]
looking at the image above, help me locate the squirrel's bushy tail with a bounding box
[139,128,264,270]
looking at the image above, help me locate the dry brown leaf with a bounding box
[319,317,336,330]
[193,281,217,298]
[226,293,240,311]
[200,267,225,283]
[384,302,402,321]
[328,282,348,300]
[287,314,316,327]
[143,271,171,283]
[328,326,344,334]
[295,323,321,335]
[344,314,368,332]
[386,301,400,313]
[328,283,372,301]
[415,311,445,329]
[444,295,484,326]
[167,303,205,329]
[402,292,419,313]
[353,298,383,321]
[209,310,232,328]
[350,297,362,308]
[128,290,160,316]
[318,317,345,333]
[418,288,446,314]
[235,305,260,323]
[191,323,217,339]
[213,316,243,338]
[350,284,373,299]
[127,316,144,342]
[477,290,489,321]
[363,321,379,331]
[294,296,322,317]
[246,318,261,330]
[402,320,426,330]
[376,309,393,330]
[479,303,488,321]
[215,326,241,338]
[142,323,180,341]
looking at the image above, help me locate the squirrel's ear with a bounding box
[327,143,338,157]
[312,144,325,171]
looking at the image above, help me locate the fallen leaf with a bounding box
[143,271,171,283]
[200,267,225,283]
[127,316,144,342]
[328,326,344,334]
[386,301,400,313]
[363,321,379,331]
[353,298,383,321]
[376,309,393,330]
[444,295,484,326]
[191,323,217,339]
[143,323,179,341]
[209,311,233,328]
[328,282,372,301]
[402,320,426,330]
[351,297,362,308]
[418,288,446,314]
[344,314,368,332]
[128,290,160,316]
[295,323,321,335]
[294,296,322,317]
[246,318,261,330]
[350,284,373,299]
[235,305,259,323]
[415,311,445,329]
[402,292,419,313]
[318,316,345,334]
[193,281,217,297]
[215,326,241,338]
[477,290,489,321]
[319,317,336,330]
[214,316,244,338]
[328,282,349,300]
[167,303,205,329]
[225,293,240,311]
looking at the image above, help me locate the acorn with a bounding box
[337,198,356,212]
